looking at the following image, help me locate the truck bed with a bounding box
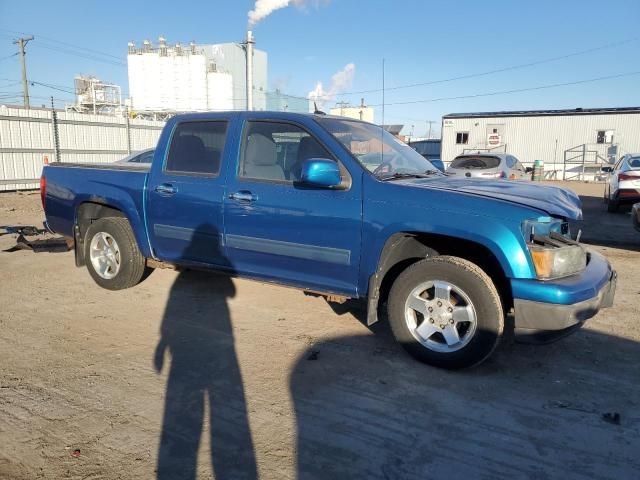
[43,162,149,243]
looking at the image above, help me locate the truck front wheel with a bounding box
[84,217,151,290]
[387,256,503,369]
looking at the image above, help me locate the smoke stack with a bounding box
[159,37,167,56]
[246,30,255,111]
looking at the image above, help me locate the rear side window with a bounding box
[628,157,640,169]
[166,121,227,175]
[450,155,501,169]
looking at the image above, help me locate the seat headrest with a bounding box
[297,136,328,163]
[168,135,207,172]
[175,135,205,157]
[246,134,277,166]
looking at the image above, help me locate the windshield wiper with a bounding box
[380,172,430,181]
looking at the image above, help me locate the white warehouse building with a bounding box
[440,107,640,180]
[127,38,267,114]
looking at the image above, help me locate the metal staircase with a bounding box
[563,143,616,181]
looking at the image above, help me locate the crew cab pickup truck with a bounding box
[41,112,616,369]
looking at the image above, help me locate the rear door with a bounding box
[145,118,232,266]
[512,157,526,179]
[222,118,363,296]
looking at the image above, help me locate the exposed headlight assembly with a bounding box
[523,217,587,280]
[528,243,586,280]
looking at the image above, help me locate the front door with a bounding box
[146,118,232,266]
[222,119,362,296]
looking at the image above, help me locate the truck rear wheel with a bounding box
[387,256,503,369]
[84,217,151,290]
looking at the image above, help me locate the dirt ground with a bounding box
[1,181,639,480]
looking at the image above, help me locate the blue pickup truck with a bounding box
[41,111,616,369]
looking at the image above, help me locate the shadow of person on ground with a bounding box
[154,224,257,479]
[289,324,640,479]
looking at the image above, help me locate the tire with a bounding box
[387,256,503,369]
[84,217,151,290]
[606,195,619,213]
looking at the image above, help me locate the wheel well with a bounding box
[74,202,127,266]
[77,202,126,237]
[368,233,512,325]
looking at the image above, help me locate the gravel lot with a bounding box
[1,181,639,480]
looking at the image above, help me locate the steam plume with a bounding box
[248,0,302,27]
[308,63,356,107]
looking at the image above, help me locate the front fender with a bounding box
[361,214,534,291]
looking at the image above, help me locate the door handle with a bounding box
[154,183,177,196]
[229,191,257,202]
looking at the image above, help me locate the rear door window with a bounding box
[628,157,640,169]
[450,156,501,169]
[166,121,228,175]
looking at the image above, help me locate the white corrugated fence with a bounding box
[0,105,165,190]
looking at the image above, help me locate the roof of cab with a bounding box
[169,110,370,123]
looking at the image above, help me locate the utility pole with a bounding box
[13,35,34,109]
[245,30,255,111]
[381,58,385,127]
[426,120,436,139]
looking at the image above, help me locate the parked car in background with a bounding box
[446,153,527,180]
[632,203,640,232]
[602,153,640,212]
[115,148,155,165]
[429,158,445,172]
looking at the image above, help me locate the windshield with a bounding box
[450,155,501,169]
[316,117,439,179]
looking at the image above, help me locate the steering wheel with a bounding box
[372,152,402,176]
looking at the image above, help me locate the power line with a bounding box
[0,30,126,67]
[33,43,126,67]
[30,80,75,95]
[0,53,18,61]
[370,71,640,107]
[327,37,640,98]
[0,28,123,61]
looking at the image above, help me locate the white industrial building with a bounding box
[329,101,374,122]
[440,107,640,180]
[126,38,267,114]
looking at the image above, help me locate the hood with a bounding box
[404,177,583,220]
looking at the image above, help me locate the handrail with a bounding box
[563,143,615,181]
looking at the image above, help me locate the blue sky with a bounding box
[1,0,639,136]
